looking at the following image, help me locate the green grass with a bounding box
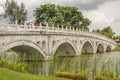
[0,68,71,80]
[114,44,120,51]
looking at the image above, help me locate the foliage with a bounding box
[0,59,3,67]
[113,36,120,40]
[107,71,115,79]
[1,0,27,24]
[1,51,20,62]
[114,44,120,51]
[94,76,107,80]
[2,59,26,73]
[93,26,115,38]
[55,72,88,80]
[0,68,70,80]
[34,4,91,30]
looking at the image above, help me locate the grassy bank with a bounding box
[0,68,71,80]
[114,44,120,51]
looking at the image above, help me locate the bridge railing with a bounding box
[0,22,116,45]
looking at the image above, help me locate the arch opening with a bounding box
[106,46,111,52]
[54,42,76,57]
[97,44,104,53]
[1,45,44,62]
[81,41,93,54]
[0,40,46,59]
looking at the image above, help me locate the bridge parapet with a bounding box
[0,23,116,45]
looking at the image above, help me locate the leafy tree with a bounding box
[93,26,115,38]
[101,26,115,38]
[92,29,101,33]
[34,4,91,30]
[0,0,27,24]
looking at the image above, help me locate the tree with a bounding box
[101,26,115,38]
[0,0,27,24]
[93,26,115,38]
[34,4,91,30]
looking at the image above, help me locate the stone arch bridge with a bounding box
[0,23,116,60]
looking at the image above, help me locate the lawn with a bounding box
[0,68,71,80]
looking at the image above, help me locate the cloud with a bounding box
[83,10,114,30]
[113,17,120,23]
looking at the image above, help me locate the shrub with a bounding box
[107,71,115,79]
[55,72,75,79]
[94,76,120,80]
[0,59,3,67]
[114,78,120,80]
[55,72,88,80]
[2,59,26,73]
[75,74,88,80]
[94,76,106,80]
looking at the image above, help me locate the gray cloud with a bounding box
[113,17,120,23]
[76,0,109,10]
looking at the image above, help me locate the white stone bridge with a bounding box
[0,23,116,60]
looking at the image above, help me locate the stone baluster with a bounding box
[15,20,18,25]
[52,26,54,31]
[15,20,18,31]
[24,21,27,31]
[76,28,78,32]
[57,25,59,30]
[52,24,54,27]
[46,23,48,27]
[72,27,74,32]
[69,27,71,31]
[57,26,59,31]
[39,23,42,30]
[66,26,68,31]
[32,22,34,31]
[62,25,64,30]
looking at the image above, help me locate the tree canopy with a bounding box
[1,0,27,24]
[93,26,115,38]
[34,4,91,30]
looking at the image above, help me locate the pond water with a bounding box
[26,51,120,80]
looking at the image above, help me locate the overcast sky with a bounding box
[0,0,120,35]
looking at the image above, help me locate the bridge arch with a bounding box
[52,39,77,57]
[81,41,94,54]
[96,43,104,53]
[0,40,46,58]
[106,45,111,52]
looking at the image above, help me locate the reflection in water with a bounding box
[26,51,120,80]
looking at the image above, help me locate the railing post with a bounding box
[69,27,71,31]
[15,20,18,25]
[52,26,54,31]
[62,25,64,30]
[46,23,48,27]
[24,21,27,31]
[72,27,74,32]
[66,26,68,31]
[52,24,54,27]
[76,28,78,32]
[57,25,59,31]
[15,20,18,31]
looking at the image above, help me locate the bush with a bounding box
[107,71,115,79]
[55,72,88,80]
[55,72,75,79]
[0,59,3,67]
[95,76,106,80]
[114,78,120,80]
[94,76,120,80]
[2,59,26,73]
